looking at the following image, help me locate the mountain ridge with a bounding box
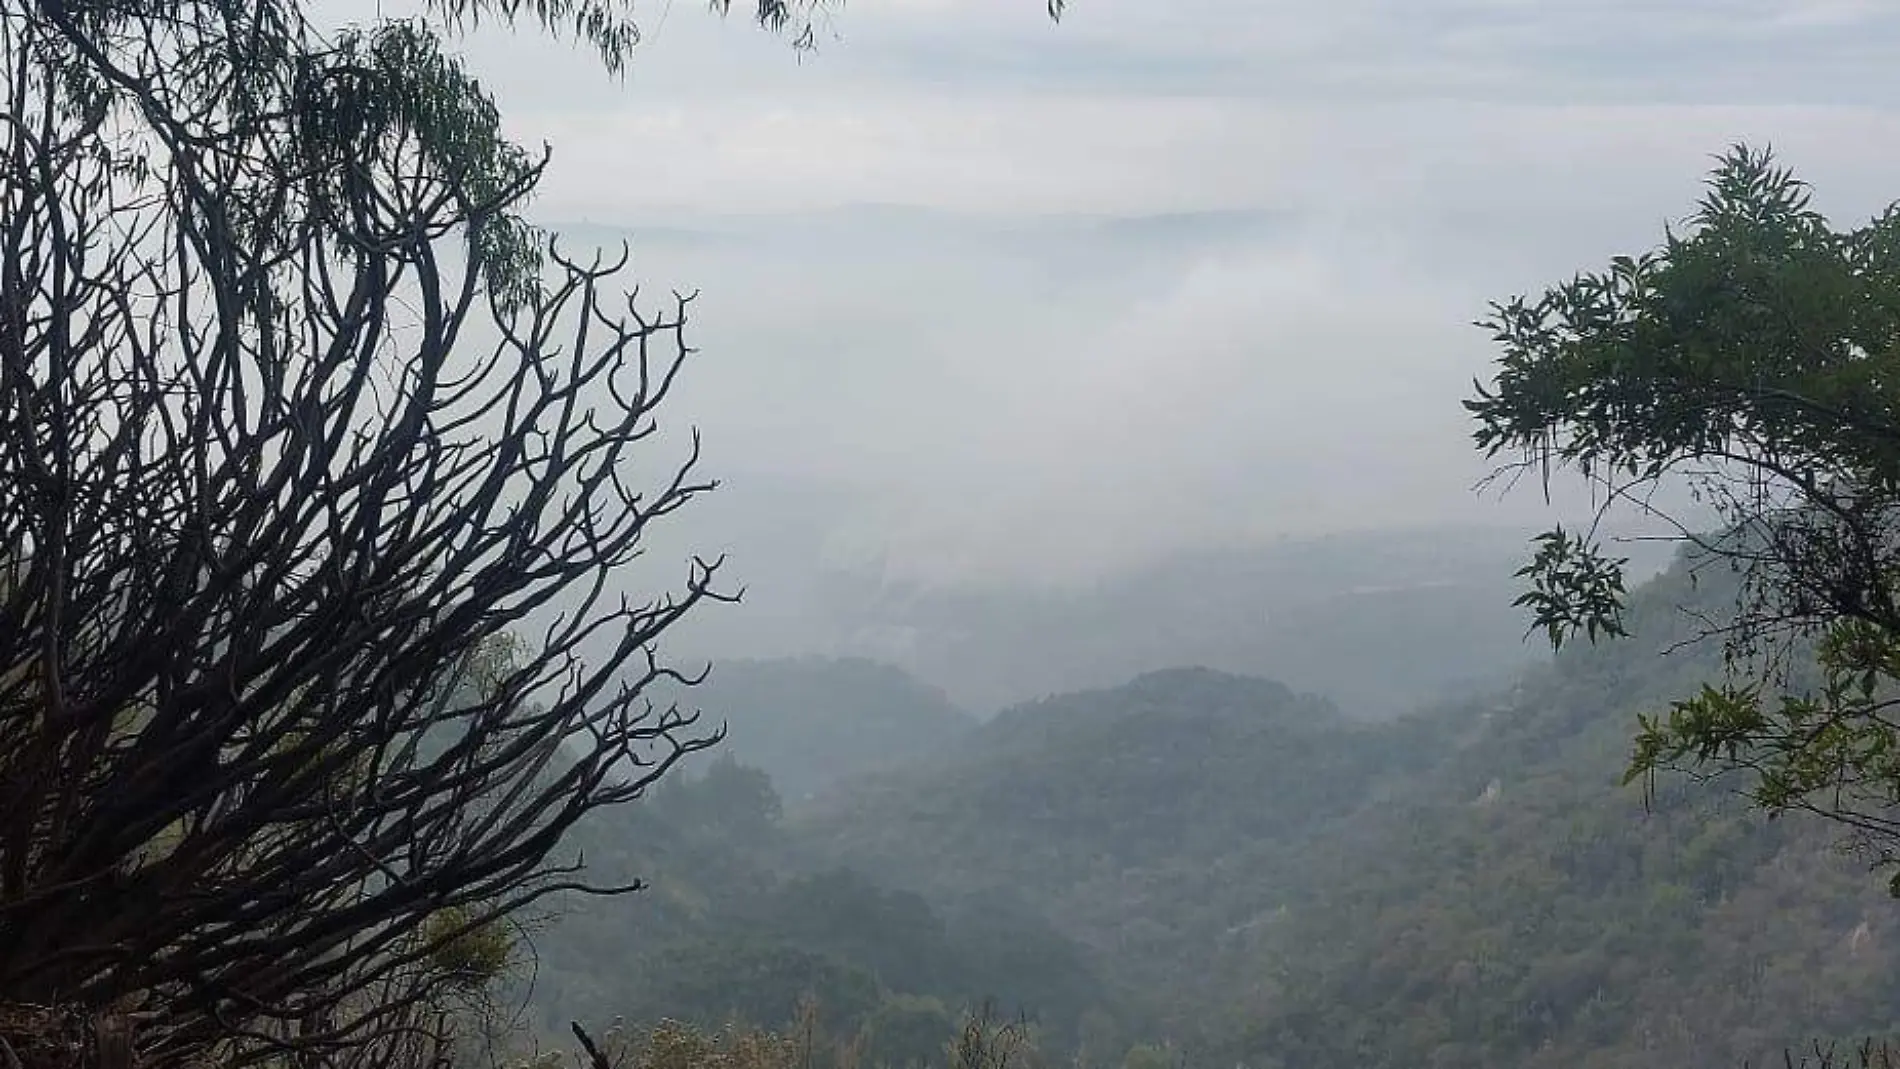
[787,547,1900,1066]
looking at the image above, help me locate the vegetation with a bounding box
[781,555,1900,1068]
[1472,146,1900,883]
[0,0,1079,1065]
[776,527,1570,719]
[520,748,1115,1059]
[523,1002,1042,1069]
[644,658,975,801]
[1213,558,1900,1069]
[793,668,1438,996]
[0,0,851,1064]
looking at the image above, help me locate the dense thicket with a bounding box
[1214,557,1900,1069]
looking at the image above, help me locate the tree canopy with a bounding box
[1469,145,1900,886]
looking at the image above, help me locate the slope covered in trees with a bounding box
[779,550,1900,1067]
[1203,556,1900,1069]
[517,753,1121,1065]
[646,658,977,801]
[790,667,1445,985]
[877,527,1556,719]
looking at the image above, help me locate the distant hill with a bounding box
[654,656,976,802]
[790,668,1446,978]
[749,524,1677,719]
[790,549,1900,1067]
[632,509,1677,721]
[519,755,1116,1059]
[872,527,1551,718]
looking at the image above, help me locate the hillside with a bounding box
[789,667,1465,1022]
[655,523,1677,719]
[653,656,976,801]
[789,551,1900,1067]
[865,526,1578,718]
[1201,560,1900,1069]
[518,755,1120,1061]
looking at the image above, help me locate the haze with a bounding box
[310,0,1900,705]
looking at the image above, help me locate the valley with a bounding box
[524,536,1900,1069]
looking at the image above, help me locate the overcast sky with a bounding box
[325,0,1900,590]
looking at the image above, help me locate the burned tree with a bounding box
[0,2,735,1065]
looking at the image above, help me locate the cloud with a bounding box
[311,0,1900,593]
[574,203,1609,587]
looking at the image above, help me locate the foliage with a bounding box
[790,556,1900,1067]
[428,0,1069,67]
[1468,144,1900,882]
[650,754,786,846]
[1513,528,1630,647]
[419,906,517,991]
[1770,1041,1900,1069]
[427,0,821,67]
[647,658,975,801]
[1117,1044,1176,1069]
[861,996,957,1069]
[541,1015,822,1069]
[523,1001,1052,1069]
[617,1019,811,1069]
[0,2,757,1066]
[0,2,1077,1067]
[644,939,884,1042]
[1210,563,1900,1068]
[793,666,1443,1040]
[518,746,1115,1059]
[944,1006,1038,1069]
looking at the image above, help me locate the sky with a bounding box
[324,0,1900,593]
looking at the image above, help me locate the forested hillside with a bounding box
[1201,558,1900,1069]
[789,668,1444,988]
[656,522,1661,719]
[520,755,1123,1064]
[769,551,1900,1067]
[856,527,1576,718]
[647,657,976,801]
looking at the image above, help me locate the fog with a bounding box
[311,0,1900,705]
